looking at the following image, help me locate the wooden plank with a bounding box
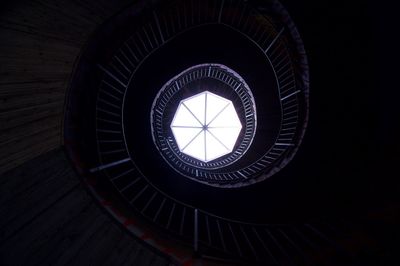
[0,137,60,174]
[0,114,61,145]
[0,90,65,112]
[0,101,63,130]
[25,202,105,266]
[0,80,65,96]
[0,149,69,202]
[69,221,124,265]
[0,185,89,260]
[0,129,61,170]
[54,218,110,266]
[0,0,132,173]
[0,165,79,239]
[101,234,143,266]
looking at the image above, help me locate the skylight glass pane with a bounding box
[205,92,229,125]
[205,130,228,161]
[207,127,241,151]
[208,104,242,128]
[171,104,203,127]
[182,131,205,161]
[172,127,202,151]
[183,93,206,125]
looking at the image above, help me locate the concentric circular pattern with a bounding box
[151,64,257,178]
[65,0,310,263]
[90,0,309,187]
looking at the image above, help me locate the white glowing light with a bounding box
[171,91,242,162]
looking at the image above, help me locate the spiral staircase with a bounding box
[0,0,397,265]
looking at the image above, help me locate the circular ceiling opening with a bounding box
[64,1,310,260]
[150,63,258,185]
[170,91,243,163]
[66,0,309,192]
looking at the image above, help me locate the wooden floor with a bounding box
[0,149,170,266]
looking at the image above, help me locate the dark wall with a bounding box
[0,149,169,265]
[279,1,400,262]
[0,0,134,174]
[277,0,400,216]
[0,0,170,265]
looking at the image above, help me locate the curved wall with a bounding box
[0,0,133,174]
[0,0,398,265]
[0,1,170,265]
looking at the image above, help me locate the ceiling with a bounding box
[1,0,399,265]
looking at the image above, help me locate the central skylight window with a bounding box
[171,91,242,162]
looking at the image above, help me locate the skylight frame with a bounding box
[150,63,257,181]
[170,91,242,163]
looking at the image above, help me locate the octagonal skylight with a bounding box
[170,91,242,162]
